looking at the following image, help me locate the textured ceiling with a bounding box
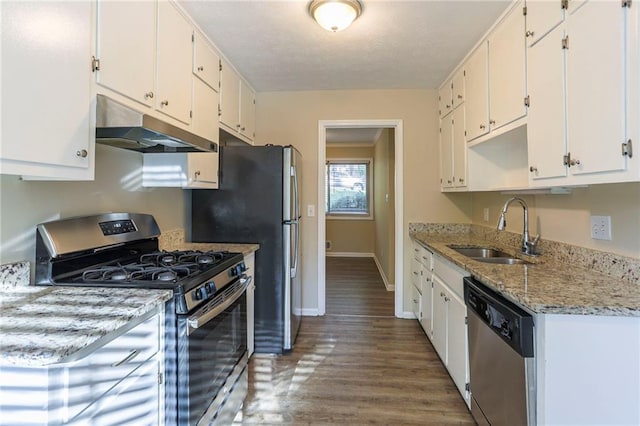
[180,1,511,92]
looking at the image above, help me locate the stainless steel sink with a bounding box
[447,245,531,265]
[472,257,529,265]
[448,246,511,258]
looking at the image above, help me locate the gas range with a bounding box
[35,213,246,314]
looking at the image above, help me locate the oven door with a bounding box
[177,276,250,426]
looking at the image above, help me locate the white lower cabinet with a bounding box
[420,249,470,406]
[244,251,256,357]
[0,309,163,425]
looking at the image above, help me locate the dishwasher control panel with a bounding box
[464,277,534,357]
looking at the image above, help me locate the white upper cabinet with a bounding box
[193,30,220,91]
[452,68,465,109]
[0,1,95,180]
[528,0,632,185]
[464,42,490,142]
[488,2,527,131]
[438,83,453,118]
[219,58,241,132]
[240,81,256,141]
[525,0,565,47]
[192,77,219,144]
[527,23,567,180]
[564,0,626,176]
[452,107,467,188]
[439,114,454,188]
[95,1,156,107]
[156,1,193,124]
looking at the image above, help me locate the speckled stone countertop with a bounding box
[410,225,640,317]
[0,286,172,367]
[159,228,259,256]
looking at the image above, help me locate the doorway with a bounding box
[317,119,404,318]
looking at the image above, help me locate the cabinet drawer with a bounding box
[433,255,468,299]
[61,314,160,422]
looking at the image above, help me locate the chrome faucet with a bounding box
[497,197,540,256]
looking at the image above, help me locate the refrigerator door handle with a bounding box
[291,220,299,278]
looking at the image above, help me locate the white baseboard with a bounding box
[372,255,394,291]
[401,311,417,320]
[325,252,374,258]
[298,308,319,316]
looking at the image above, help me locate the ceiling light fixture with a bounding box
[309,0,363,32]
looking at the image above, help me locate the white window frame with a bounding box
[325,157,373,220]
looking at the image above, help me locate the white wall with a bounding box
[0,145,186,265]
[255,89,472,314]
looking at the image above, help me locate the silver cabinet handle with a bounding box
[413,271,419,276]
[444,296,450,302]
[76,149,88,158]
[241,126,246,131]
[161,100,169,106]
[194,170,201,179]
[457,94,463,99]
[530,166,538,172]
[489,119,496,125]
[440,292,445,297]
[144,91,154,99]
[526,30,535,37]
[479,124,486,130]
[570,158,581,166]
[197,66,204,71]
[111,349,139,367]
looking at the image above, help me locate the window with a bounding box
[325,159,372,218]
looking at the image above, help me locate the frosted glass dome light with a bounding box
[309,0,363,32]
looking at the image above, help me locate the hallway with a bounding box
[236,257,473,424]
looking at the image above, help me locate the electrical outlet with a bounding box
[326,240,332,250]
[590,215,612,240]
[483,208,490,222]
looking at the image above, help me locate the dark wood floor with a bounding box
[236,257,473,425]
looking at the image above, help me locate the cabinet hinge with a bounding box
[158,372,163,385]
[465,316,468,325]
[91,56,100,72]
[622,0,632,8]
[192,33,195,42]
[561,35,570,50]
[561,0,568,9]
[524,95,530,107]
[622,140,633,158]
[523,5,527,15]
[219,60,222,72]
[563,153,570,166]
[463,70,466,77]
[190,110,193,119]
[464,130,467,137]
[465,383,470,392]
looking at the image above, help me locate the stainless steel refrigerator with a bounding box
[189,145,302,354]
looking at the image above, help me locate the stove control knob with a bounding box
[232,262,247,277]
[206,281,216,293]
[194,287,207,301]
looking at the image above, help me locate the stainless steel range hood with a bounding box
[95,95,216,153]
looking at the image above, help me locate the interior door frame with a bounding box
[317,119,404,318]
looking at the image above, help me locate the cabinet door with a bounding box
[447,291,469,405]
[96,0,155,107]
[431,276,448,364]
[438,82,453,117]
[156,1,193,124]
[219,58,241,130]
[411,258,421,288]
[439,116,454,188]
[452,107,467,188]
[489,3,527,131]
[240,81,256,141]
[411,285,421,321]
[525,0,565,46]
[452,69,465,108]
[186,152,219,188]
[1,1,93,178]
[420,272,433,337]
[192,77,219,143]
[527,24,567,180]
[464,42,490,141]
[193,31,220,91]
[565,1,627,176]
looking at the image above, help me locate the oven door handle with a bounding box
[187,276,251,335]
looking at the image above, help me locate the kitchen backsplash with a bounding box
[410,223,640,286]
[158,228,185,251]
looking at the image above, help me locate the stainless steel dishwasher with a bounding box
[464,277,535,426]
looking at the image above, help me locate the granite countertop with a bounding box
[177,242,259,256]
[411,231,640,317]
[0,286,172,367]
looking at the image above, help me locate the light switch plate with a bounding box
[483,208,490,222]
[307,204,315,217]
[590,215,612,240]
